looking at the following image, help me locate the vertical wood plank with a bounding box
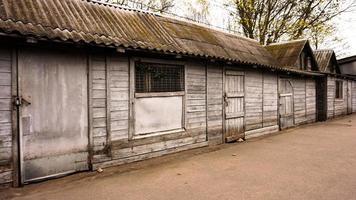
[105,56,111,157]
[129,57,135,140]
[11,48,18,187]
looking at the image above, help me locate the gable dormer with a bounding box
[314,50,340,74]
[298,42,318,71]
[265,39,319,72]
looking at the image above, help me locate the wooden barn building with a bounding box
[314,50,356,119]
[0,0,355,187]
[265,40,320,129]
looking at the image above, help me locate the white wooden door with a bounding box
[279,79,294,129]
[347,81,352,114]
[224,70,244,142]
[19,48,89,183]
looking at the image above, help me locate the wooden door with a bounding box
[279,79,294,129]
[19,48,89,183]
[347,81,352,114]
[316,77,327,121]
[224,70,245,142]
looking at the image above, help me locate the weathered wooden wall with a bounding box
[2,47,355,187]
[185,61,207,132]
[109,56,129,142]
[306,79,316,123]
[353,81,356,113]
[291,78,316,125]
[207,63,223,145]
[244,70,279,138]
[90,55,110,163]
[327,77,336,118]
[263,73,279,128]
[293,78,307,125]
[327,77,348,118]
[90,57,208,169]
[0,48,13,185]
[335,80,348,116]
[245,70,263,131]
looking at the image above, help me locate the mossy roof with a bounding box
[0,0,281,68]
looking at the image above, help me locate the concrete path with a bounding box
[2,114,356,200]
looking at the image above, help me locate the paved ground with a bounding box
[2,114,356,200]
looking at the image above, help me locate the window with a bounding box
[300,52,305,70]
[135,62,184,93]
[306,57,312,70]
[300,54,312,70]
[335,80,343,99]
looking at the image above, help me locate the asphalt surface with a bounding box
[2,114,356,200]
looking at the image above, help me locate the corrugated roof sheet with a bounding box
[265,40,308,68]
[0,0,280,68]
[313,50,335,72]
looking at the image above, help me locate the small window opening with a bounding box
[335,80,343,99]
[135,62,185,93]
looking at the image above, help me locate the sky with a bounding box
[171,0,356,59]
[330,9,356,58]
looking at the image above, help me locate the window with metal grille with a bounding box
[135,62,184,93]
[335,80,343,99]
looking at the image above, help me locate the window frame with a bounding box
[335,80,343,99]
[129,57,187,140]
[134,61,185,95]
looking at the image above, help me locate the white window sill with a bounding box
[132,128,186,140]
[135,91,185,98]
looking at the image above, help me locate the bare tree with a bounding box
[184,0,210,23]
[226,0,356,45]
[103,0,175,13]
[147,0,175,13]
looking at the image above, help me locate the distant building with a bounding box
[338,55,356,78]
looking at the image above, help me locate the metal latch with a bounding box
[224,93,229,107]
[14,96,31,107]
[14,96,21,107]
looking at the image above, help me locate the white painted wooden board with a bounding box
[135,96,183,135]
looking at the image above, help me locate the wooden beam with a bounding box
[11,47,20,187]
